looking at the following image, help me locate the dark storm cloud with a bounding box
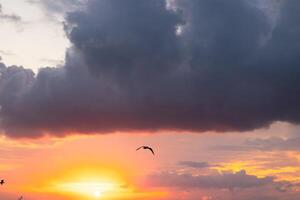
[1,0,300,137]
[147,170,275,190]
[0,4,21,22]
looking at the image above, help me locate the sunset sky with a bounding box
[1,0,300,199]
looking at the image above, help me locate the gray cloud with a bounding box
[1,0,300,137]
[178,161,212,169]
[246,137,300,151]
[213,134,300,152]
[28,0,86,18]
[0,4,21,22]
[0,50,15,56]
[147,170,274,190]
[146,169,300,200]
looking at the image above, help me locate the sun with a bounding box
[47,167,130,199]
[94,190,102,198]
[55,181,116,198]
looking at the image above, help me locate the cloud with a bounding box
[0,50,15,56]
[1,0,300,137]
[0,4,21,22]
[147,170,275,190]
[224,136,300,152]
[28,0,86,18]
[145,169,300,200]
[246,137,300,151]
[178,161,212,168]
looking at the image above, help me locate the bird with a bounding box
[0,179,4,185]
[136,146,155,155]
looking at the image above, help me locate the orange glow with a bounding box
[15,162,167,200]
[1,131,300,199]
[54,181,120,198]
[30,165,130,199]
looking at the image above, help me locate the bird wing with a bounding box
[146,147,155,155]
[150,148,155,155]
[136,146,142,151]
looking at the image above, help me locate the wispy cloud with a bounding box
[0,50,15,56]
[215,136,300,152]
[178,161,215,169]
[0,4,21,22]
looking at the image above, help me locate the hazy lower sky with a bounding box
[0,0,300,200]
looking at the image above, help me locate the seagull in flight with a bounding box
[136,146,155,155]
[0,179,4,185]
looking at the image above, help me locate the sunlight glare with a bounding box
[57,181,116,198]
[94,190,102,198]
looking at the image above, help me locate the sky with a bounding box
[0,0,300,199]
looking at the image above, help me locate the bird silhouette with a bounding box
[0,179,4,185]
[136,146,155,155]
